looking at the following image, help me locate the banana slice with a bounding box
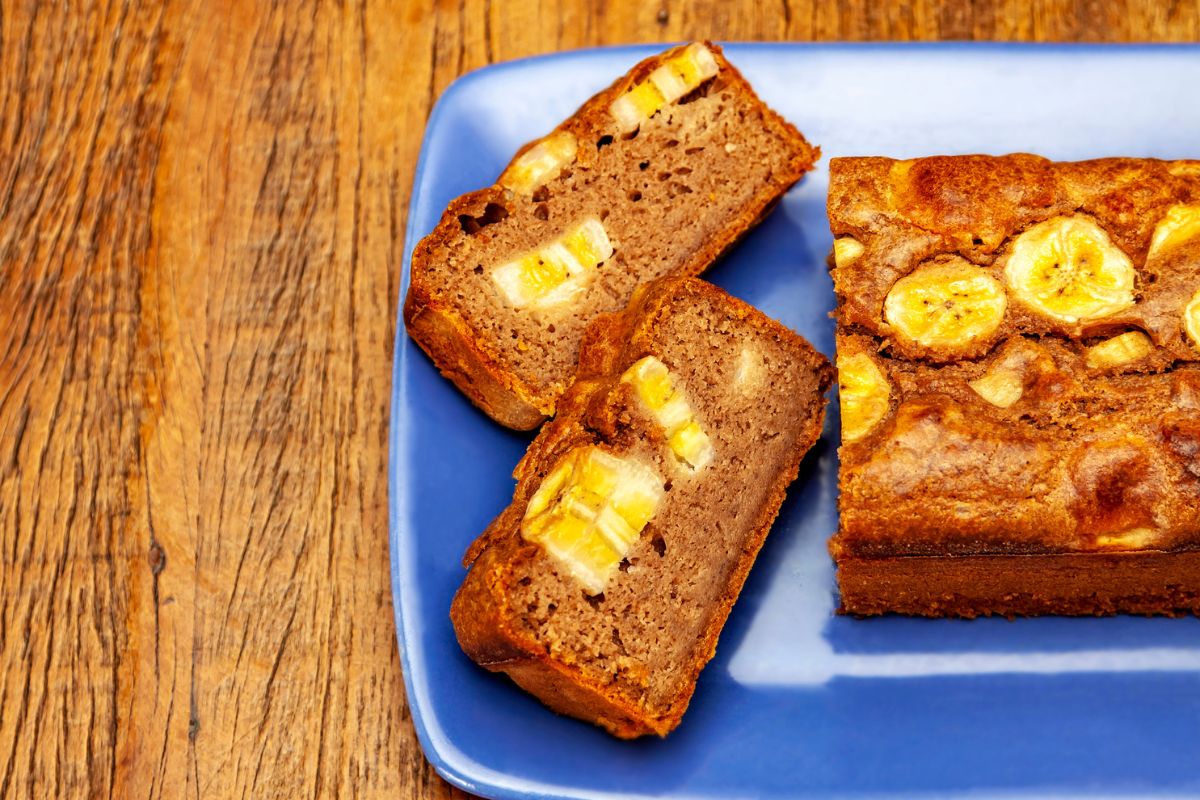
[1149,204,1200,259]
[838,352,891,443]
[610,44,719,133]
[1085,331,1154,370]
[883,261,1007,354]
[499,131,578,196]
[1186,289,1200,351]
[522,446,664,594]
[622,356,713,470]
[491,217,613,309]
[1004,216,1136,324]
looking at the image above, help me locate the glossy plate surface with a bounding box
[390,43,1200,799]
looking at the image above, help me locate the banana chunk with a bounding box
[1004,216,1136,325]
[968,338,1054,409]
[733,347,764,391]
[622,356,714,470]
[1186,289,1200,351]
[833,237,865,267]
[1085,331,1154,370]
[838,351,892,443]
[522,446,665,594]
[970,367,1025,409]
[1149,204,1200,259]
[1095,527,1160,551]
[491,217,613,309]
[500,131,578,196]
[883,261,1007,354]
[610,44,719,133]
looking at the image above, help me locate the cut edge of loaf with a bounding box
[451,277,833,737]
[837,551,1200,618]
[405,42,819,430]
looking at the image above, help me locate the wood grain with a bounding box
[0,1,1194,798]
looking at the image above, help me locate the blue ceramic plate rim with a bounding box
[390,41,1200,800]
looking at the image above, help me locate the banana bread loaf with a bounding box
[828,154,1200,617]
[405,42,818,429]
[451,276,832,736]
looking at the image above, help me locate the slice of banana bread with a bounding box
[405,42,818,429]
[827,155,1200,617]
[451,277,832,737]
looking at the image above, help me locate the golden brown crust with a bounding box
[829,155,1200,616]
[405,43,818,430]
[834,336,1200,557]
[828,155,1200,356]
[451,276,832,737]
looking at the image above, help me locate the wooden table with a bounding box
[1,1,1194,797]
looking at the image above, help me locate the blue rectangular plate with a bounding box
[390,43,1200,799]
